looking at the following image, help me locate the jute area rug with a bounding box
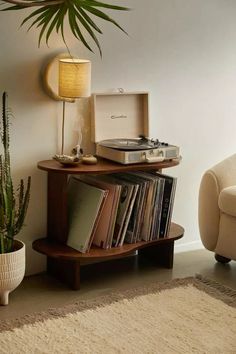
[0,276,236,354]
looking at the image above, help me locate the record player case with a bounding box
[91,91,149,144]
[91,91,179,164]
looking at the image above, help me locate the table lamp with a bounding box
[55,58,91,164]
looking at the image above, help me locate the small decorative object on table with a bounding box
[82,155,98,165]
[53,154,81,166]
[53,145,83,167]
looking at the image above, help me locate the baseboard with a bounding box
[174,240,204,253]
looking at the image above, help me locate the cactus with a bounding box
[0,92,31,253]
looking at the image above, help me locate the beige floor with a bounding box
[0,248,236,320]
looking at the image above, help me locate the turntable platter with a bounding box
[99,138,156,151]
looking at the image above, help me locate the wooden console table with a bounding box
[33,158,184,289]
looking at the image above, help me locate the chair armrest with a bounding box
[211,153,236,190]
[219,186,236,217]
[198,170,220,251]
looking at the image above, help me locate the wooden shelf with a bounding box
[33,223,184,262]
[34,157,184,290]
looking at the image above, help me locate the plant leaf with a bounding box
[1,0,130,53]
[20,5,51,26]
[73,3,102,55]
[0,92,31,253]
[14,176,31,235]
[80,0,129,11]
[81,4,128,35]
[76,5,102,34]
[26,7,54,31]
[55,3,67,43]
[45,7,61,44]
[68,5,94,52]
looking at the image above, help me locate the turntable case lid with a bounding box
[91,91,149,143]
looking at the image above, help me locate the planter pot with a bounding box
[0,240,25,305]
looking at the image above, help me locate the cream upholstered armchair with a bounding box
[199,154,236,263]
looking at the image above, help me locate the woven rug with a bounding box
[0,276,236,354]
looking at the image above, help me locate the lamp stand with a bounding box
[53,100,81,166]
[61,100,66,155]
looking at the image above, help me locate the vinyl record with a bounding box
[99,138,157,151]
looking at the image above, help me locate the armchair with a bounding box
[198,154,236,263]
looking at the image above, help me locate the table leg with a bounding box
[139,241,174,269]
[47,172,68,243]
[47,258,81,290]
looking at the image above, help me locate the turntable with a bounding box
[96,136,180,164]
[91,91,180,164]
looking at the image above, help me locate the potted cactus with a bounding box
[0,92,31,305]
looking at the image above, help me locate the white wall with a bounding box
[1,0,236,274]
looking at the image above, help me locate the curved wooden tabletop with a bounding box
[38,157,180,175]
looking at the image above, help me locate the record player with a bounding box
[96,136,179,164]
[91,91,180,164]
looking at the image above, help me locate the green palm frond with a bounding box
[1,0,130,55]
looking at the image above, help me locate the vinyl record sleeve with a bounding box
[67,178,107,253]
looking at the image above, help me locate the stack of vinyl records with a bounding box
[66,171,177,253]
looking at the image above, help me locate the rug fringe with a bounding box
[194,274,236,307]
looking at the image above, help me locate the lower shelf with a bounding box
[32,223,184,290]
[33,223,184,262]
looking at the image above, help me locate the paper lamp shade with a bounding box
[59,59,91,98]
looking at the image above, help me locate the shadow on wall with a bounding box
[0,54,62,104]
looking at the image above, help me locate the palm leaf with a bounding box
[1,0,130,54]
[76,6,102,34]
[37,7,59,46]
[80,0,129,11]
[20,5,51,27]
[26,7,54,31]
[68,5,94,52]
[55,3,67,42]
[1,5,27,11]
[73,3,102,55]
[45,7,61,44]
[80,3,128,34]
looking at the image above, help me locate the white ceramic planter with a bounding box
[0,240,25,305]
